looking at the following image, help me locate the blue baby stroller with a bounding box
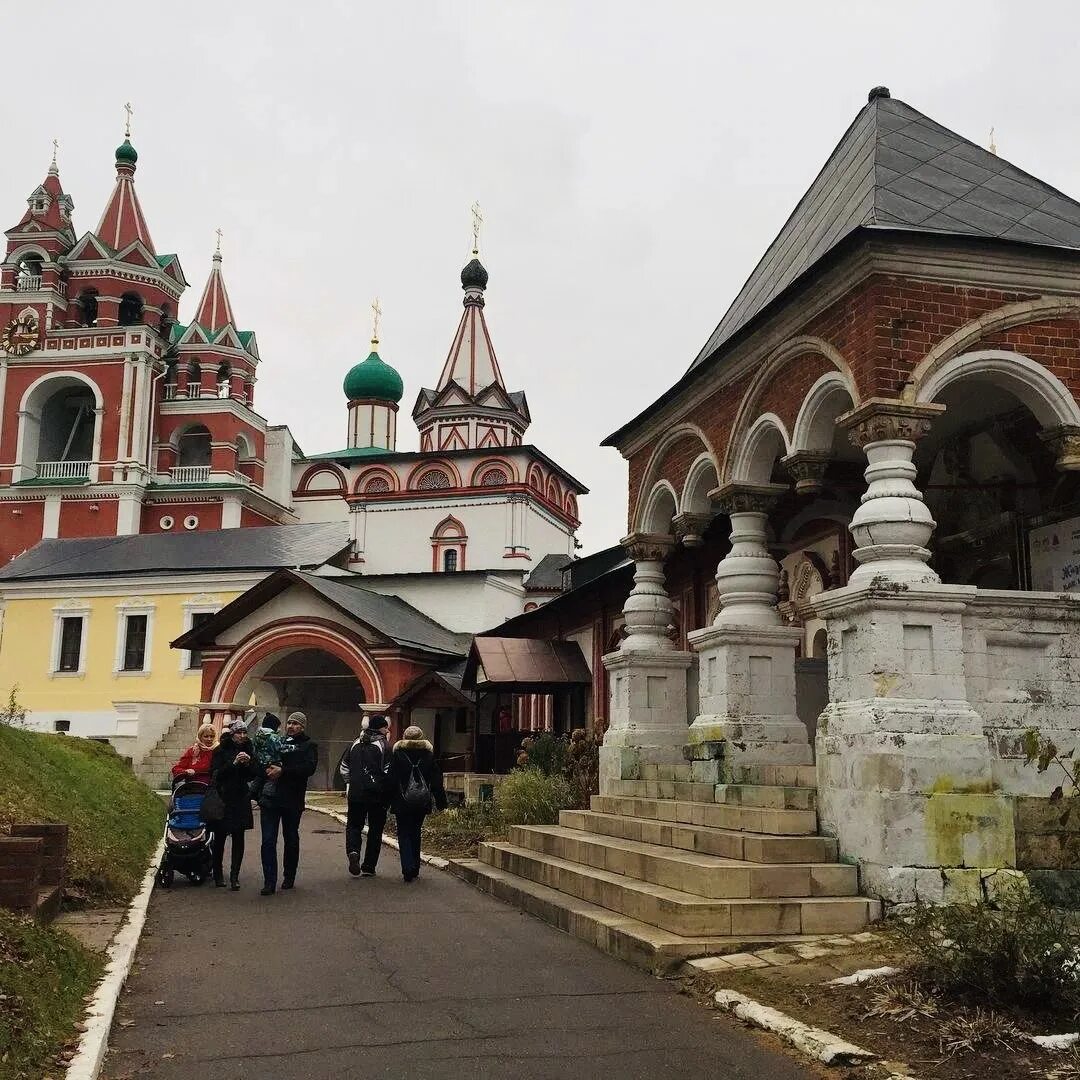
[157,778,213,887]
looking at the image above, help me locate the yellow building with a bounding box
[0,523,350,768]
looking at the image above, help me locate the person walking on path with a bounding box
[389,725,447,882]
[210,720,259,890]
[171,723,216,786]
[260,711,318,895]
[339,714,391,877]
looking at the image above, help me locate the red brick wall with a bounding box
[0,500,45,564]
[624,267,1080,530]
[58,498,118,538]
[757,353,836,434]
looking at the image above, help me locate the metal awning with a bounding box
[462,637,592,692]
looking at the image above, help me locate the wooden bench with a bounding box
[0,823,68,922]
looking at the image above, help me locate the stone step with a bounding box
[591,795,817,836]
[728,764,818,788]
[479,842,878,938]
[510,825,857,900]
[560,809,839,865]
[638,763,693,782]
[713,784,816,811]
[605,779,717,802]
[450,858,840,975]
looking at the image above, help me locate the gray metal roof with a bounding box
[524,553,572,590]
[690,89,1080,370]
[0,523,351,581]
[294,572,471,656]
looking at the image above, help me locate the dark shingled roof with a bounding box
[0,523,351,581]
[524,553,572,590]
[295,573,470,655]
[690,89,1080,371]
[170,568,469,658]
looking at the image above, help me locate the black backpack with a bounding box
[400,755,433,814]
[343,736,388,800]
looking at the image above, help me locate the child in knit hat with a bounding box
[250,712,284,801]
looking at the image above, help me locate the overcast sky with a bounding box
[2,2,1076,553]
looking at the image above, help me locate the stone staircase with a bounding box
[133,709,200,790]
[452,760,880,973]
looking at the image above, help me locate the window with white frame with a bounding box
[50,605,90,676]
[180,602,220,672]
[113,602,155,675]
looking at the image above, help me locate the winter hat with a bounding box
[368,715,389,731]
[226,717,248,734]
[402,725,424,741]
[286,711,307,728]
[262,713,281,732]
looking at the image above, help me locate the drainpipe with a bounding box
[145,363,168,480]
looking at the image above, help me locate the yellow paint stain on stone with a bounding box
[925,792,1016,868]
[873,672,900,697]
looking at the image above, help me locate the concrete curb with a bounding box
[714,989,877,1067]
[65,837,166,1080]
[306,804,450,870]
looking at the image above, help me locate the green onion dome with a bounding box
[343,349,404,403]
[115,139,138,165]
[460,257,488,290]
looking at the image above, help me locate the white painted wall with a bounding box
[360,571,526,633]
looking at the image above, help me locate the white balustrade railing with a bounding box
[170,465,211,483]
[36,460,91,480]
[56,280,67,297]
[16,274,41,291]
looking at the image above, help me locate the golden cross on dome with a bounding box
[371,296,382,345]
[215,227,223,256]
[51,139,59,167]
[124,102,134,138]
[470,201,483,255]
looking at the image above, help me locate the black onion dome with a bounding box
[461,257,489,290]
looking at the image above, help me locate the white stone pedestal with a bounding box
[600,648,693,793]
[811,582,1016,904]
[686,624,810,780]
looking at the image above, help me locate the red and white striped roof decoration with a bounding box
[193,250,236,332]
[96,158,155,254]
[437,293,505,395]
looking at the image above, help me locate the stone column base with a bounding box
[685,623,809,779]
[600,648,692,792]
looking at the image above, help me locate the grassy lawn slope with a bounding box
[0,910,102,1080]
[0,724,164,904]
[0,724,165,1080]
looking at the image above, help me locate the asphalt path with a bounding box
[102,812,812,1079]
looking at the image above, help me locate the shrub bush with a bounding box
[413,801,506,858]
[893,891,1080,1014]
[495,767,575,826]
[516,732,567,776]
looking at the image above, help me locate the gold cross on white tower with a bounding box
[215,227,223,256]
[123,102,134,138]
[371,296,382,346]
[470,201,483,255]
[51,139,59,167]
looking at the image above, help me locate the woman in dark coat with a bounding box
[210,719,260,890]
[389,725,447,883]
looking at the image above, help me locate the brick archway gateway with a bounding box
[211,619,385,705]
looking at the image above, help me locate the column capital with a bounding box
[840,398,944,449]
[620,531,675,562]
[1039,424,1080,471]
[672,512,713,547]
[708,481,788,515]
[780,450,832,495]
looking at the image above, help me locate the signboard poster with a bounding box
[1029,516,1080,592]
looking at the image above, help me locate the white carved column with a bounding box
[843,400,943,586]
[687,483,808,778]
[809,400,1015,906]
[600,533,692,791]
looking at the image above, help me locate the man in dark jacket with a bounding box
[338,714,391,877]
[259,711,318,895]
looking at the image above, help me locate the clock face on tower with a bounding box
[1,313,40,356]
